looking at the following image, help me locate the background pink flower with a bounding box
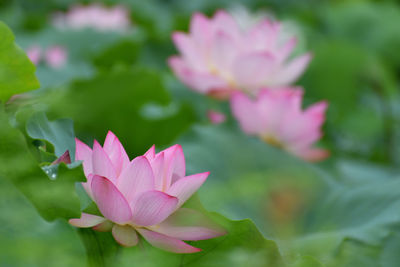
[231,88,329,161]
[53,4,131,32]
[169,10,311,99]
[70,131,225,253]
[207,110,226,124]
[45,46,67,69]
[26,45,42,65]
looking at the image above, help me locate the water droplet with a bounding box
[42,165,58,180]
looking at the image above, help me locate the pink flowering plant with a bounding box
[169,11,311,99]
[231,88,328,161]
[26,45,42,65]
[169,10,328,162]
[26,45,67,68]
[52,3,131,32]
[70,131,225,253]
[45,46,68,68]
[207,110,226,124]
[1,2,400,267]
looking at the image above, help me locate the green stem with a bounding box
[371,81,395,163]
[78,228,118,267]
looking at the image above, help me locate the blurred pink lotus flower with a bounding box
[70,131,225,253]
[207,110,226,124]
[169,10,311,99]
[45,46,67,69]
[26,45,42,65]
[53,4,130,32]
[231,88,329,161]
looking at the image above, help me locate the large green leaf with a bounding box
[380,231,400,267]
[178,214,284,267]
[327,234,400,267]
[72,189,287,266]
[0,175,85,267]
[74,193,287,267]
[176,123,400,266]
[80,212,285,267]
[26,112,75,159]
[0,21,39,101]
[0,108,84,221]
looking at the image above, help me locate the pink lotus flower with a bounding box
[53,4,130,32]
[231,88,329,161]
[207,110,226,124]
[26,45,41,65]
[70,131,225,253]
[169,10,311,99]
[45,46,67,69]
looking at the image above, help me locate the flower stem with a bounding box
[78,228,118,267]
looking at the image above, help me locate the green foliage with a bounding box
[78,228,119,267]
[322,2,400,68]
[114,213,285,267]
[300,40,397,161]
[26,112,76,159]
[177,124,400,266]
[0,178,85,267]
[43,67,195,155]
[2,1,400,266]
[178,124,328,226]
[0,108,84,221]
[14,27,143,89]
[290,256,324,267]
[380,232,400,267]
[178,214,284,267]
[0,21,39,101]
[92,39,141,70]
[302,41,368,117]
[74,194,286,267]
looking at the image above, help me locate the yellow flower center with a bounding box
[261,135,284,149]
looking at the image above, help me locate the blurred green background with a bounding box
[1,0,400,266]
